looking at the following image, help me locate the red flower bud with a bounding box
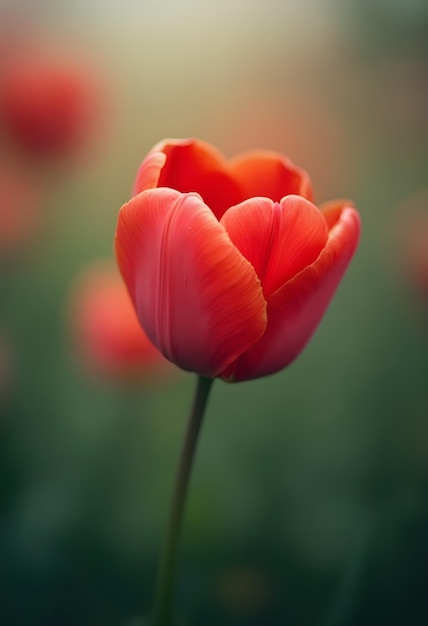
[115,138,360,382]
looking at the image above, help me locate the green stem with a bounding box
[152,375,214,626]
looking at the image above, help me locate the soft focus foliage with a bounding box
[1,2,427,626]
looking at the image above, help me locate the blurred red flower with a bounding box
[0,48,104,160]
[115,138,360,382]
[394,190,428,303]
[0,157,44,254]
[67,261,175,382]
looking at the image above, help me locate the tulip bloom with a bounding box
[67,261,174,381]
[0,49,103,159]
[115,138,360,382]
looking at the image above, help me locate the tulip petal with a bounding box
[229,151,314,203]
[133,139,242,219]
[132,149,167,195]
[221,205,361,381]
[221,195,328,297]
[319,198,356,229]
[115,188,267,378]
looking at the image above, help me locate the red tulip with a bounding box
[115,138,360,382]
[0,49,103,160]
[67,261,174,381]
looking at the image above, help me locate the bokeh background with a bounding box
[1,1,428,625]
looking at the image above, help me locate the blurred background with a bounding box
[1,1,428,625]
